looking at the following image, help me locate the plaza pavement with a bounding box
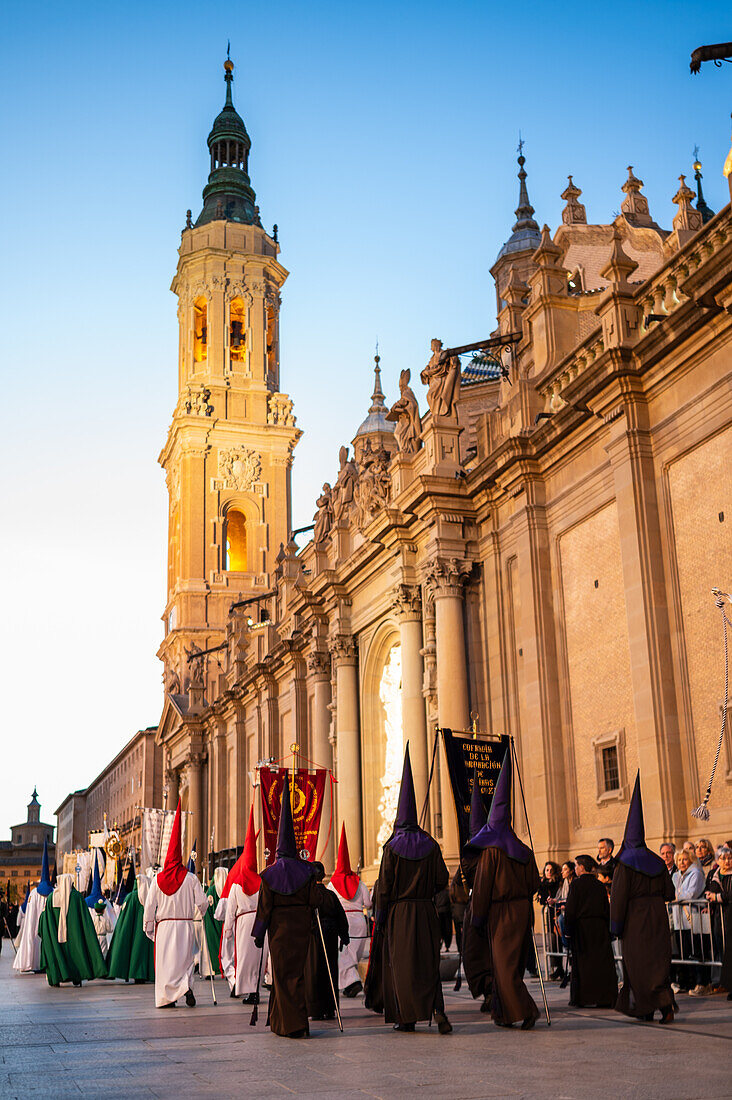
[0,947,730,1099]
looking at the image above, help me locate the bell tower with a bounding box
[158,56,300,694]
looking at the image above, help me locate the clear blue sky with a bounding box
[1,1,730,836]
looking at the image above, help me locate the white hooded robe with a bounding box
[222,883,268,997]
[12,888,48,973]
[143,870,207,1007]
[327,879,372,989]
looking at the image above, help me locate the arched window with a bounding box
[193,297,208,363]
[230,297,246,363]
[225,510,247,571]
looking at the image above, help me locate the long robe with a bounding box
[143,870,208,1007]
[371,841,449,1025]
[253,876,330,1036]
[200,879,223,976]
[91,909,113,958]
[106,879,155,982]
[327,880,371,990]
[222,884,267,996]
[214,895,236,985]
[564,874,617,1007]
[305,888,349,1018]
[455,855,492,1002]
[471,846,540,1026]
[12,888,47,973]
[38,888,108,986]
[706,870,732,990]
[610,861,674,1018]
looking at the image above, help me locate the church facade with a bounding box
[157,59,732,877]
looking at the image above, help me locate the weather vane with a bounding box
[517,131,525,156]
[227,40,231,60]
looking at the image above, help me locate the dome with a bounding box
[354,356,395,438]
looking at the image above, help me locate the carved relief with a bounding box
[184,385,213,416]
[392,583,422,622]
[329,633,358,664]
[218,447,262,491]
[307,651,331,678]
[353,440,391,529]
[267,393,296,427]
[226,281,253,305]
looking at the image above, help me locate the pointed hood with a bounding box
[50,860,58,888]
[469,770,488,840]
[187,839,197,873]
[330,824,360,900]
[466,749,533,863]
[222,805,261,897]
[20,883,31,913]
[617,773,666,876]
[157,799,188,896]
[37,837,53,897]
[387,744,435,860]
[260,772,315,895]
[85,857,104,908]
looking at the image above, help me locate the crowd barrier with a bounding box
[539,897,727,983]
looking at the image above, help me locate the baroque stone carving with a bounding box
[421,338,461,418]
[184,385,213,417]
[218,447,262,491]
[332,445,358,523]
[423,556,473,599]
[392,583,422,622]
[353,440,391,528]
[267,393,296,427]
[313,483,334,544]
[185,642,206,686]
[386,369,422,455]
[307,651,331,678]
[329,633,358,664]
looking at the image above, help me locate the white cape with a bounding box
[214,896,235,985]
[328,880,372,989]
[143,871,207,1007]
[12,888,47,972]
[222,883,268,997]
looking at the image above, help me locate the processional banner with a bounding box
[441,729,510,850]
[141,807,191,871]
[259,767,327,865]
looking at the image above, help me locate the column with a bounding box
[427,558,471,862]
[308,650,335,871]
[605,408,686,840]
[330,634,362,868]
[393,584,429,817]
[186,753,203,855]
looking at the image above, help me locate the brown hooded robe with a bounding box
[471,846,540,1025]
[610,862,674,1018]
[564,873,617,1007]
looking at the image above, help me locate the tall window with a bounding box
[601,745,620,793]
[225,510,247,572]
[230,297,246,362]
[376,644,403,852]
[193,297,208,363]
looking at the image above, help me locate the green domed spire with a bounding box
[195,55,260,227]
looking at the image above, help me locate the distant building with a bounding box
[55,728,163,862]
[0,790,55,902]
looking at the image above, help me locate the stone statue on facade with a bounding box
[386,369,422,454]
[185,642,205,687]
[166,668,181,695]
[353,441,391,528]
[420,338,461,418]
[332,445,358,523]
[313,482,334,544]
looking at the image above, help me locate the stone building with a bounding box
[55,728,163,862]
[157,58,732,875]
[0,791,55,901]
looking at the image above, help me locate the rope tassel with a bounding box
[692,589,731,821]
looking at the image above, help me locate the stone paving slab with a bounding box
[2,948,731,1100]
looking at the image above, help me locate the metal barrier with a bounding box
[539,897,726,984]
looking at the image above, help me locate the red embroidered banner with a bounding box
[260,767,327,865]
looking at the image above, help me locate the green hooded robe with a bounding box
[39,887,108,986]
[106,880,155,982]
[203,879,223,970]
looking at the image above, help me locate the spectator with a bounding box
[596,866,613,898]
[695,839,716,876]
[659,843,676,876]
[682,840,697,858]
[597,839,616,875]
[705,845,732,999]
[551,861,576,987]
[671,849,706,995]
[564,855,617,1009]
[537,862,562,980]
